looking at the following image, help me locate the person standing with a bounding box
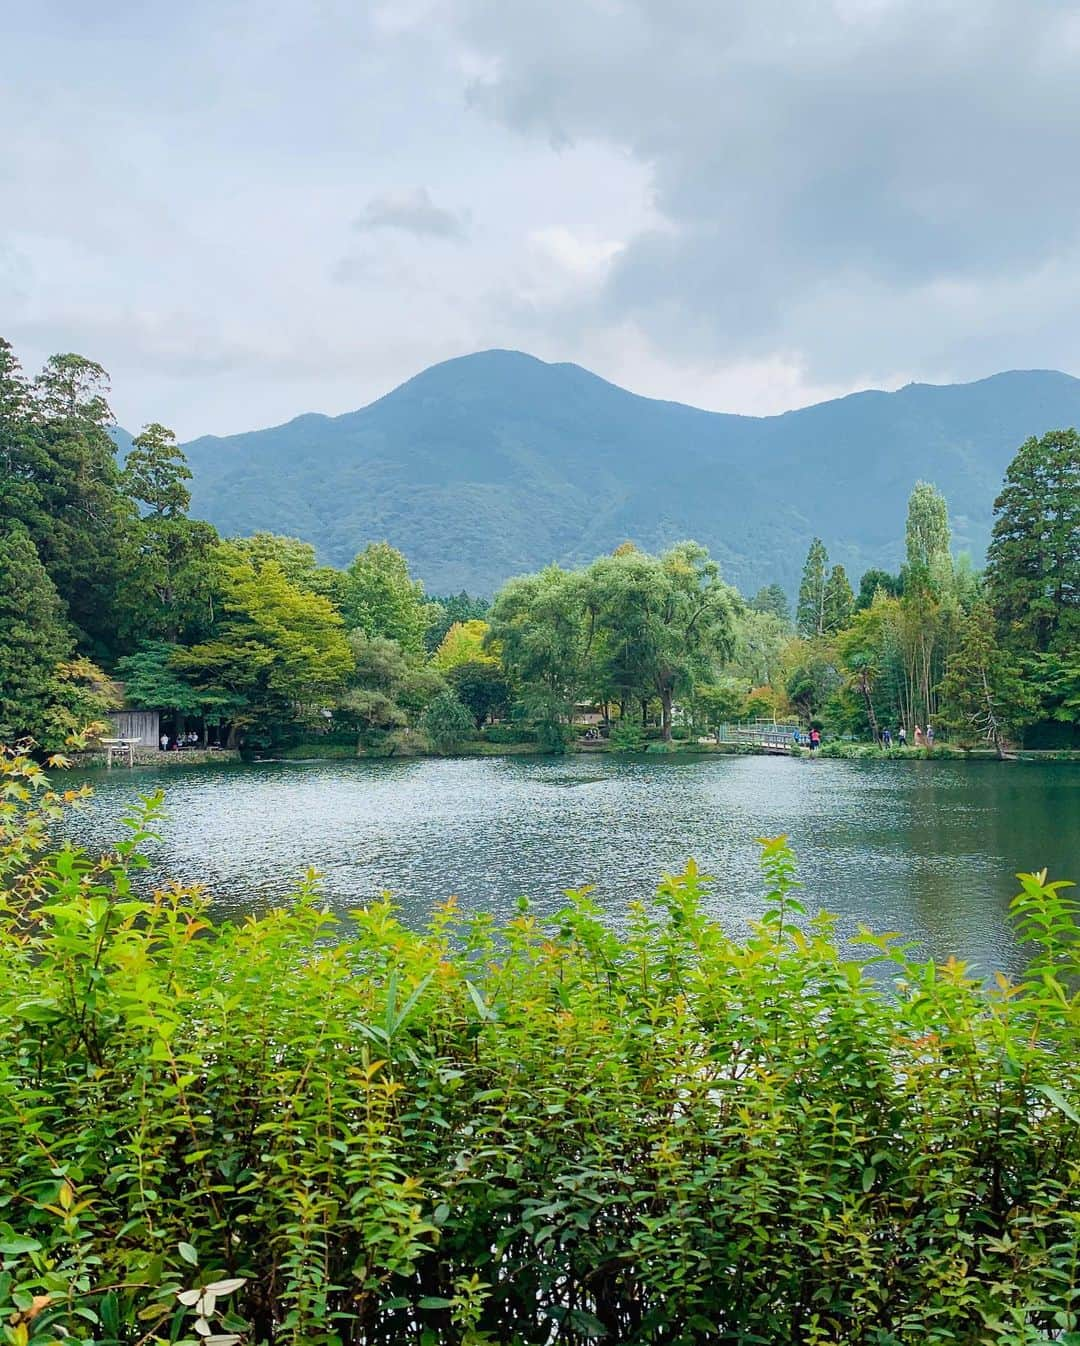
[160,731,169,751]
[914,725,924,747]
[882,727,892,750]
[926,724,935,748]
[810,727,821,752]
[898,726,907,747]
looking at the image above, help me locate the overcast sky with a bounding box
[5,0,1080,438]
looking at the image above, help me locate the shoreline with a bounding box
[68,741,1080,771]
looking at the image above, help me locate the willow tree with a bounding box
[585,541,737,741]
[486,565,589,744]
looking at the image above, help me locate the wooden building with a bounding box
[108,709,160,747]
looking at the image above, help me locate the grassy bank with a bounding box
[3,748,1080,1343]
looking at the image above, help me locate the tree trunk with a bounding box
[859,674,880,744]
[661,688,673,742]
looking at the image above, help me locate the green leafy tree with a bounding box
[339,542,434,655]
[939,601,1036,757]
[728,607,790,688]
[0,339,42,531]
[796,538,829,637]
[0,523,75,743]
[822,564,854,634]
[447,660,511,729]
[785,646,842,721]
[854,567,902,611]
[432,619,498,671]
[27,353,135,659]
[421,689,475,753]
[336,631,445,750]
[835,601,890,741]
[750,583,791,624]
[425,591,491,653]
[119,425,218,644]
[227,533,341,600]
[584,542,738,741]
[175,559,354,743]
[986,428,1080,658]
[694,679,747,736]
[488,565,588,712]
[1021,650,1080,743]
[904,480,953,594]
[114,642,233,741]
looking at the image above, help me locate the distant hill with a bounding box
[166,351,1080,596]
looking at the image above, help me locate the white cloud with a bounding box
[3,0,1080,436]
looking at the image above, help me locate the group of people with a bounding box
[159,730,201,751]
[881,724,934,749]
[792,727,822,750]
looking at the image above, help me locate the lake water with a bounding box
[61,754,1080,977]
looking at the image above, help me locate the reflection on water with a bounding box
[61,754,1080,977]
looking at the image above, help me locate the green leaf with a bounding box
[1034,1083,1080,1125]
[178,1241,199,1266]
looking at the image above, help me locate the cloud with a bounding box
[6,0,1080,436]
[353,187,468,239]
[448,0,1080,383]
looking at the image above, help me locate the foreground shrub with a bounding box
[2,746,1080,1344]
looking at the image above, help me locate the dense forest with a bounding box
[0,336,1077,756]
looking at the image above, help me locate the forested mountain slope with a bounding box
[177,351,1080,594]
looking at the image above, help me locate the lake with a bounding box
[61,754,1079,977]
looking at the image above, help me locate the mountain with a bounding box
[174,351,1080,596]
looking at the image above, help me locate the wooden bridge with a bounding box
[712,720,802,754]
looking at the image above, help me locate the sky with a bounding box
[5,0,1080,438]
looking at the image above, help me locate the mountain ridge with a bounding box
[141,351,1080,596]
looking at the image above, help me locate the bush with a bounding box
[608,720,647,752]
[2,748,1080,1344]
[481,723,538,745]
[420,689,474,753]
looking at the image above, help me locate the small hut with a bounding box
[108,708,160,748]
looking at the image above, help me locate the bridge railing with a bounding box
[713,721,802,746]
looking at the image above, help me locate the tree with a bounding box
[447,660,511,729]
[0,339,41,532]
[785,644,842,721]
[986,429,1080,658]
[114,642,232,741]
[122,422,193,517]
[750,584,791,625]
[904,480,953,594]
[796,539,829,637]
[488,566,588,709]
[728,607,790,688]
[432,620,498,671]
[585,542,738,741]
[694,679,747,736]
[174,559,354,743]
[836,601,889,741]
[339,542,434,655]
[28,353,134,659]
[337,632,445,746]
[854,567,902,611]
[226,533,340,600]
[894,481,957,732]
[822,564,854,634]
[421,689,475,753]
[0,522,75,743]
[425,591,490,653]
[119,425,218,644]
[938,602,1035,757]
